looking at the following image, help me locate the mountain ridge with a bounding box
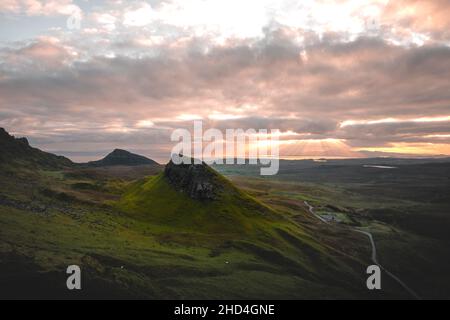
[0,127,73,168]
[87,149,159,167]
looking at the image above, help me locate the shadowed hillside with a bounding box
[0,128,72,169]
[87,149,159,167]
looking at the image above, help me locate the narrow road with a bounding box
[304,201,421,300]
[304,201,329,224]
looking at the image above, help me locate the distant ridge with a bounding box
[87,149,159,167]
[0,128,73,168]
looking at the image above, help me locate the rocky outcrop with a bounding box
[164,158,223,201]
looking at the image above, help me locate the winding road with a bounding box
[304,201,421,300]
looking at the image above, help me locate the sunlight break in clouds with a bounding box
[340,116,450,128]
[1,0,450,161]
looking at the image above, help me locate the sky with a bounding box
[1,0,450,162]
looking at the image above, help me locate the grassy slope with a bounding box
[0,164,370,299]
[2,149,448,298]
[116,173,280,234]
[114,172,368,296]
[227,173,450,299]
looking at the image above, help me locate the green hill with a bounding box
[113,159,367,298]
[117,159,280,235]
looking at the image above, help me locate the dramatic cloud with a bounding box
[0,0,449,161]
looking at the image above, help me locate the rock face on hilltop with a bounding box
[88,149,159,167]
[0,128,30,152]
[164,159,223,201]
[0,128,73,168]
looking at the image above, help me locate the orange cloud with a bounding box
[383,0,450,42]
